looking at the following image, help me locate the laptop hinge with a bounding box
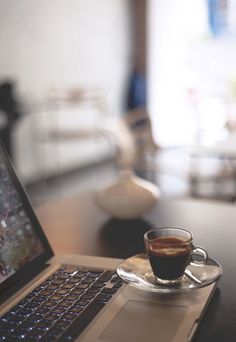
[0,263,50,305]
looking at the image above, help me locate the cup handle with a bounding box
[191,246,208,265]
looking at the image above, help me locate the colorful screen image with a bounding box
[0,163,44,284]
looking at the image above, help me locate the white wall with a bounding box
[0,0,133,182]
[0,0,132,115]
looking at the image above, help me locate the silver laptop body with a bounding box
[0,144,215,341]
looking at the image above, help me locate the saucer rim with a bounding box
[117,253,223,294]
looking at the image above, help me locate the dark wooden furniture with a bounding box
[37,193,236,342]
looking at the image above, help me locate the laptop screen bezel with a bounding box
[0,143,54,298]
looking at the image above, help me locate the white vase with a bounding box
[95,170,160,219]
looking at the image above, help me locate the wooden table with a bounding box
[37,192,236,342]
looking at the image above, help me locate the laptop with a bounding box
[0,142,216,342]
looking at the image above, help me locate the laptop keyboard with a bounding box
[0,264,123,341]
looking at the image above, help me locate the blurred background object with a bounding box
[1,0,236,204]
[0,80,23,158]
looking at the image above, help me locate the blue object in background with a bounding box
[126,70,147,110]
[207,0,228,36]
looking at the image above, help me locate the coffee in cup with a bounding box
[144,227,208,285]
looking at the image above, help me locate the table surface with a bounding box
[36,192,236,342]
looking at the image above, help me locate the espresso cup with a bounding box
[144,227,208,286]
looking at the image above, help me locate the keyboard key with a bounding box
[46,284,59,291]
[0,320,15,333]
[60,265,79,274]
[59,301,105,341]
[67,278,80,284]
[74,299,89,307]
[45,313,60,322]
[77,283,90,289]
[13,299,27,309]
[88,271,103,278]
[62,312,77,321]
[57,273,71,279]
[51,307,65,315]
[80,293,95,301]
[0,335,10,341]
[98,271,115,282]
[24,302,39,309]
[110,274,119,282]
[61,283,75,290]
[57,301,72,309]
[10,315,25,324]
[25,313,42,322]
[27,327,45,338]
[64,294,78,302]
[56,288,70,295]
[35,307,49,315]
[67,306,83,314]
[31,296,46,303]
[95,293,112,302]
[46,326,64,339]
[92,282,105,288]
[113,281,123,288]
[70,288,84,296]
[10,328,28,339]
[42,300,56,308]
[39,290,52,297]
[56,319,71,329]
[21,320,36,331]
[87,287,100,294]
[74,272,86,279]
[60,336,73,342]
[81,277,95,284]
[1,313,14,322]
[36,320,54,330]
[49,294,64,301]
[51,279,65,285]
[101,287,118,294]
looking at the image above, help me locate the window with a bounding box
[148,0,236,147]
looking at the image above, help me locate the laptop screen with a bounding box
[0,143,53,298]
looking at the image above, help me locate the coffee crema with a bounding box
[147,236,192,280]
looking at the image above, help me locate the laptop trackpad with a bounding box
[100,300,188,342]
